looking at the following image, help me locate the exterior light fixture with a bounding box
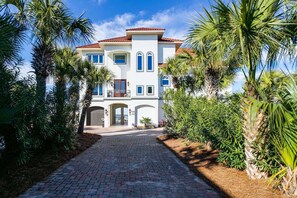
[129,109,132,115]
[105,109,108,116]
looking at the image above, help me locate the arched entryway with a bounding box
[86,106,104,126]
[110,104,128,126]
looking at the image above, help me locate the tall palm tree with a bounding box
[2,0,94,102]
[77,63,114,134]
[215,0,295,179]
[187,7,239,99]
[53,47,81,127]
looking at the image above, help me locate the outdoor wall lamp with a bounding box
[129,109,132,115]
[105,109,108,116]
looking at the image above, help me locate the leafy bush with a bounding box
[140,117,152,127]
[163,90,246,169]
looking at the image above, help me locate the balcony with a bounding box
[107,90,131,98]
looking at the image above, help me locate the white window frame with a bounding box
[136,85,144,95]
[146,85,154,96]
[136,52,144,72]
[93,83,104,96]
[146,52,154,72]
[87,53,104,64]
[114,54,126,65]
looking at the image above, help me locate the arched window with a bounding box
[161,76,170,86]
[147,52,153,71]
[137,52,143,71]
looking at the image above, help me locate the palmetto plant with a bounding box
[251,76,297,195]
[214,0,295,179]
[77,63,114,134]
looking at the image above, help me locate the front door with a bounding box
[114,79,126,97]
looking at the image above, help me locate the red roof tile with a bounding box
[98,36,131,43]
[76,43,100,49]
[159,37,183,42]
[176,48,194,55]
[126,27,165,31]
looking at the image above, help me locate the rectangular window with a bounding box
[147,85,154,95]
[93,84,99,95]
[93,55,99,63]
[161,76,170,86]
[147,56,153,71]
[99,54,104,63]
[137,55,143,71]
[93,83,103,96]
[136,85,144,95]
[114,54,126,64]
[99,84,103,96]
[87,54,104,64]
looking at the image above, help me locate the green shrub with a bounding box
[163,90,245,169]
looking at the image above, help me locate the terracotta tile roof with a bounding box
[176,48,194,56]
[126,27,165,31]
[76,43,100,49]
[159,37,183,42]
[98,36,131,43]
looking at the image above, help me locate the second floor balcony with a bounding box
[107,90,131,98]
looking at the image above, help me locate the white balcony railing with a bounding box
[107,90,131,98]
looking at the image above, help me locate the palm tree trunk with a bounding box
[77,86,93,134]
[205,67,219,100]
[69,81,80,127]
[282,167,297,196]
[31,42,54,102]
[242,84,268,179]
[55,78,67,127]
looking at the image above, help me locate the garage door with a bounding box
[136,106,155,126]
[86,107,104,126]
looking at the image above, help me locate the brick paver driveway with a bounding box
[20,128,219,198]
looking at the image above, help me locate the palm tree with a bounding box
[0,11,25,66]
[215,0,294,179]
[0,9,26,154]
[2,0,94,102]
[77,63,114,134]
[53,47,81,128]
[187,7,239,99]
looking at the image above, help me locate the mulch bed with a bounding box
[0,133,101,198]
[157,134,286,198]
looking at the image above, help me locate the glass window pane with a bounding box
[93,84,98,95]
[121,81,125,93]
[99,84,103,95]
[137,55,142,70]
[93,55,99,63]
[99,54,103,63]
[115,55,126,64]
[88,55,92,62]
[147,86,153,94]
[137,86,142,94]
[147,55,153,71]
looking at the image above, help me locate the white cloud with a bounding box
[94,0,106,5]
[18,61,34,78]
[92,7,196,41]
